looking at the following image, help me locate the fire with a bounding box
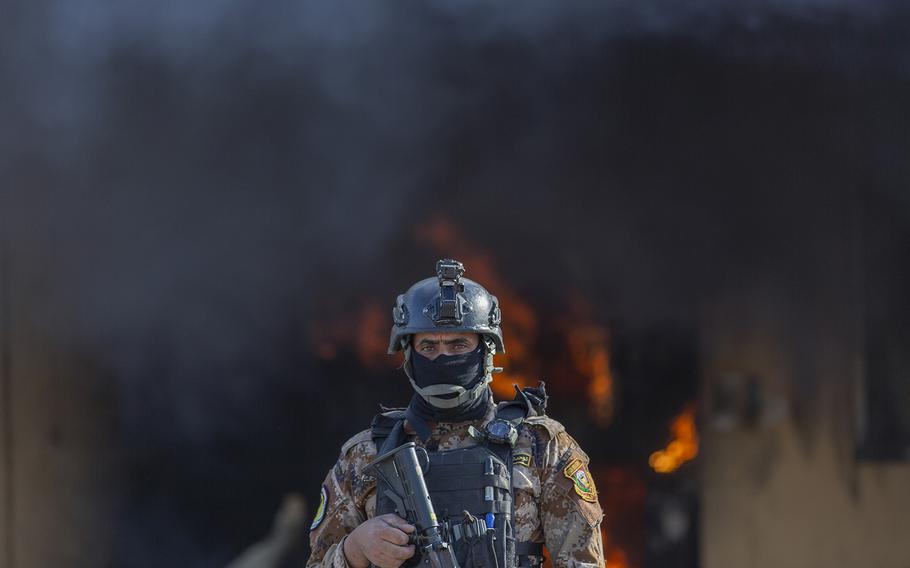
[605,547,629,568]
[599,526,630,568]
[312,301,398,369]
[356,303,392,369]
[594,466,646,568]
[310,217,545,395]
[417,218,618,423]
[313,218,617,429]
[567,326,615,427]
[648,404,699,474]
[416,218,540,399]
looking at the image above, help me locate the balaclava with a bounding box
[405,342,493,441]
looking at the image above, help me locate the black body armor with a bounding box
[370,386,549,568]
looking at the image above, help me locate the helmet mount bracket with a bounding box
[430,259,467,325]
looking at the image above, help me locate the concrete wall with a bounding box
[699,278,910,568]
[0,245,117,568]
[1,319,9,568]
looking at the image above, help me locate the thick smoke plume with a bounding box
[2,1,909,566]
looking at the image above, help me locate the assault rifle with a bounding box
[364,442,460,568]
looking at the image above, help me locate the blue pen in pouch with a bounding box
[484,457,495,529]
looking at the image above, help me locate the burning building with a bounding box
[2,2,910,568]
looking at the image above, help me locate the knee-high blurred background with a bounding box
[2,1,910,567]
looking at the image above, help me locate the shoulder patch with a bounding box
[310,485,329,530]
[563,458,598,503]
[524,415,566,439]
[513,452,532,467]
[340,429,373,457]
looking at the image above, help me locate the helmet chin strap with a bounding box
[401,336,503,409]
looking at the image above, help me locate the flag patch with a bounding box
[310,485,329,530]
[563,458,598,503]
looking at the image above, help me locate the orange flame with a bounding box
[311,301,398,369]
[356,303,392,369]
[601,526,630,568]
[649,404,699,474]
[315,218,617,430]
[416,218,540,398]
[605,546,630,568]
[567,326,615,427]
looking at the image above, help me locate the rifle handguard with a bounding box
[365,442,461,568]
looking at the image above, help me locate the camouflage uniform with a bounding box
[307,403,605,568]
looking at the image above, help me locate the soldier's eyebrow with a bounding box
[416,337,472,346]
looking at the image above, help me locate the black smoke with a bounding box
[2,1,910,566]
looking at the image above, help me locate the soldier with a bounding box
[306,260,604,568]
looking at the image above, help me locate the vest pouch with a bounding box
[491,513,515,568]
[501,517,515,568]
[453,524,499,568]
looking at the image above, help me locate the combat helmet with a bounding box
[389,259,504,408]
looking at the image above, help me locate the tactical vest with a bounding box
[370,389,547,568]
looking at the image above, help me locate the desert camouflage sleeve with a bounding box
[539,430,605,568]
[306,430,375,568]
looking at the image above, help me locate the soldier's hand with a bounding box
[343,513,416,568]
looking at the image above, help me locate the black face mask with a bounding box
[405,344,492,440]
[410,344,485,389]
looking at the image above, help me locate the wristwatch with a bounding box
[483,418,519,446]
